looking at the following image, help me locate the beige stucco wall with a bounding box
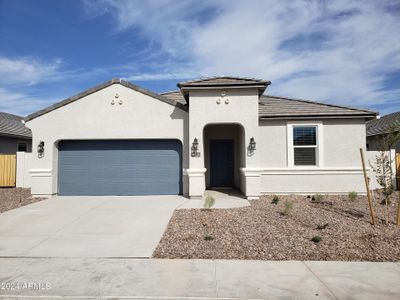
[258,118,367,193]
[25,83,188,196]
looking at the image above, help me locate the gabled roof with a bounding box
[0,112,32,139]
[259,95,377,119]
[366,111,400,136]
[25,78,187,122]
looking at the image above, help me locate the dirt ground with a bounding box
[0,188,44,213]
[153,191,400,261]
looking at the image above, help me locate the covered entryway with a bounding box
[203,124,245,190]
[58,139,182,196]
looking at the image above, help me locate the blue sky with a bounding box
[0,0,399,116]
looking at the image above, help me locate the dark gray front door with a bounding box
[210,139,234,187]
[58,140,182,196]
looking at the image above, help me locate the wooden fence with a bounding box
[0,154,16,187]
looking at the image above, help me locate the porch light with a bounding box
[191,138,200,157]
[37,141,45,158]
[249,137,256,151]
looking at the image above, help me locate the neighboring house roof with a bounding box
[366,111,400,136]
[25,78,187,122]
[177,76,271,88]
[0,112,32,139]
[161,90,377,119]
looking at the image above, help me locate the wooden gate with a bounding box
[396,153,400,190]
[0,154,16,187]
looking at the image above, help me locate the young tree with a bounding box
[370,123,400,224]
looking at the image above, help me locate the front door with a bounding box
[210,139,234,187]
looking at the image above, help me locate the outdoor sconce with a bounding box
[249,137,256,151]
[37,141,45,158]
[191,138,200,157]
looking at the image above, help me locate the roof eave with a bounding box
[259,114,377,120]
[0,132,32,139]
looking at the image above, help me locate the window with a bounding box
[293,126,317,165]
[18,143,27,152]
[287,122,323,167]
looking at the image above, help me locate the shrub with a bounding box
[317,223,328,230]
[203,194,215,209]
[271,195,280,205]
[204,235,214,241]
[282,200,293,216]
[311,235,322,243]
[348,191,357,201]
[313,194,324,203]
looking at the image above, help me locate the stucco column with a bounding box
[240,124,262,199]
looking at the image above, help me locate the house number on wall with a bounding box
[111,93,123,105]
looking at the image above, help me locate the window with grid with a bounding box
[293,126,317,166]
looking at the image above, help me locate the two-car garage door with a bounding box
[58,140,182,196]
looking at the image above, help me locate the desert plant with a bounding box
[311,235,322,243]
[317,223,329,230]
[313,194,324,203]
[271,195,280,205]
[282,200,293,216]
[204,235,214,241]
[203,194,215,210]
[348,191,358,201]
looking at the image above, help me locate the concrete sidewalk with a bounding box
[0,258,399,299]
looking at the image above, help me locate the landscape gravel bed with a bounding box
[153,191,400,261]
[0,188,44,213]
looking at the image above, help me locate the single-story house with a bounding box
[24,77,377,198]
[366,111,400,152]
[0,112,32,154]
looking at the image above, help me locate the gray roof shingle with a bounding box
[177,76,271,88]
[366,111,400,136]
[0,112,32,139]
[259,95,376,119]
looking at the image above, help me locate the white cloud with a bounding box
[84,0,400,112]
[0,87,54,116]
[0,57,62,86]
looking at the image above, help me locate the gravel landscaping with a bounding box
[153,191,400,261]
[0,188,44,213]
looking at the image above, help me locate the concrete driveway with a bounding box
[0,195,188,257]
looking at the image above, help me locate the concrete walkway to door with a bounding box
[0,195,188,258]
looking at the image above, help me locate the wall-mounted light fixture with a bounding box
[37,141,45,158]
[249,137,256,151]
[191,138,200,157]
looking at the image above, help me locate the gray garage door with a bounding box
[58,140,182,196]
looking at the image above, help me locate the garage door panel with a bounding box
[58,140,182,196]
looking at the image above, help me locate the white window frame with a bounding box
[287,121,324,168]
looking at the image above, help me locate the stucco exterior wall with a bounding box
[25,84,188,196]
[258,118,367,193]
[16,151,32,188]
